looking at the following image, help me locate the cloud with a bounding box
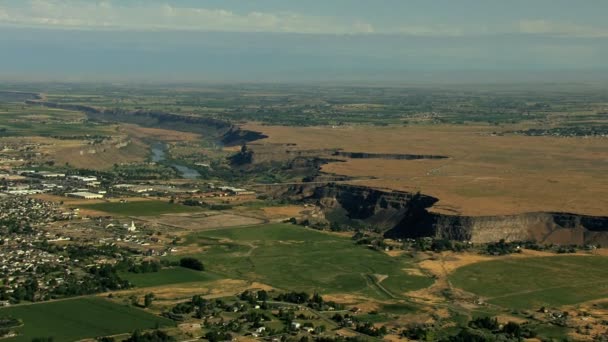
[0,0,376,34]
[518,19,608,38]
[0,0,465,36]
[394,25,463,37]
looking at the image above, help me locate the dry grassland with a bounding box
[121,124,201,142]
[244,124,608,216]
[52,138,149,169]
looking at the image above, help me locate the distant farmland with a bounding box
[0,297,174,341]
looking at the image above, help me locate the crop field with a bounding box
[0,297,174,341]
[121,267,221,287]
[82,200,203,216]
[449,255,608,309]
[244,123,608,216]
[177,223,432,298]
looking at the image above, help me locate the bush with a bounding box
[179,257,204,271]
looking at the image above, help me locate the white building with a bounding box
[66,192,104,200]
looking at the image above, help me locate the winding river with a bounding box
[150,142,201,179]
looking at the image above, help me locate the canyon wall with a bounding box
[265,182,608,245]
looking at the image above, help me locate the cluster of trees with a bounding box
[0,317,19,329]
[486,239,522,255]
[275,291,343,311]
[0,217,34,235]
[96,329,175,341]
[354,322,388,337]
[204,330,233,342]
[182,199,233,211]
[63,244,125,260]
[0,277,38,303]
[513,125,608,138]
[50,265,130,298]
[126,261,162,274]
[239,289,268,304]
[401,316,536,342]
[407,237,472,253]
[165,295,229,321]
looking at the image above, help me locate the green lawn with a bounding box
[82,200,202,216]
[177,223,432,298]
[121,267,221,287]
[450,255,608,309]
[0,297,174,341]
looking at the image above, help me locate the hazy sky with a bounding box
[1,0,607,82]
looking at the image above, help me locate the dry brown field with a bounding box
[243,123,608,216]
[142,212,264,231]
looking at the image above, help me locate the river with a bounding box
[150,142,201,180]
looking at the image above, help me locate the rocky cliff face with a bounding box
[332,151,448,160]
[266,182,608,245]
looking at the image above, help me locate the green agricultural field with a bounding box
[121,267,221,287]
[0,297,174,341]
[450,255,608,309]
[177,223,432,299]
[82,200,202,216]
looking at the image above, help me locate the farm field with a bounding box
[449,255,608,309]
[0,297,174,341]
[148,212,264,231]
[121,267,221,287]
[176,223,433,299]
[81,200,203,216]
[244,123,608,216]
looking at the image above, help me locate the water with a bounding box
[150,142,201,179]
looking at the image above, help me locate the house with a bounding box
[291,322,301,329]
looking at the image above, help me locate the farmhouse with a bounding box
[66,192,104,200]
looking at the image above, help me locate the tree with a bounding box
[179,257,204,271]
[124,329,175,342]
[144,293,155,308]
[97,337,116,342]
[502,322,522,338]
[257,290,268,301]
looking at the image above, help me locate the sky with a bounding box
[1,0,607,83]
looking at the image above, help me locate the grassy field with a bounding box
[177,223,432,298]
[450,255,608,309]
[82,200,202,216]
[0,297,174,341]
[121,267,221,287]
